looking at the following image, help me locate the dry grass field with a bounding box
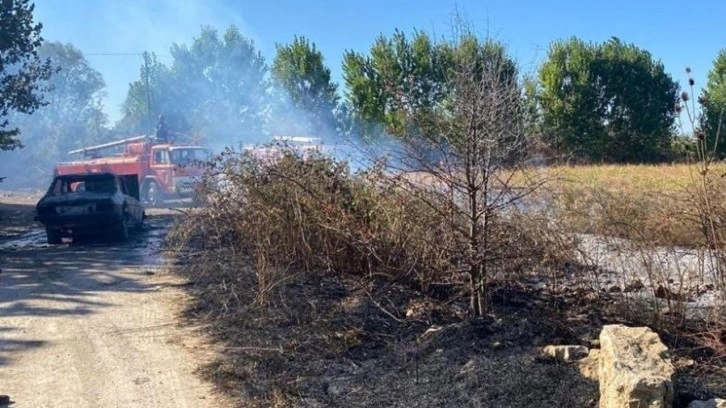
[552,163,726,192]
[544,163,726,248]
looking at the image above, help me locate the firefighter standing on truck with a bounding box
[155,114,170,143]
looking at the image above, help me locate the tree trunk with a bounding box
[468,183,482,316]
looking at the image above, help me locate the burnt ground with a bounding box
[0,192,39,244]
[174,256,726,408]
[205,280,600,408]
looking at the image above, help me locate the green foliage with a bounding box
[342,30,451,139]
[522,75,542,137]
[0,0,53,150]
[118,52,176,135]
[342,29,517,145]
[118,26,268,144]
[670,135,697,160]
[271,36,339,136]
[538,37,678,163]
[700,49,726,158]
[539,38,603,159]
[0,41,108,185]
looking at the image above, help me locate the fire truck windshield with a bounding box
[169,148,211,166]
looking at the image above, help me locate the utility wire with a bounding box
[84,52,173,59]
[84,52,143,56]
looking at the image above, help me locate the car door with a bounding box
[120,175,144,223]
[118,177,143,225]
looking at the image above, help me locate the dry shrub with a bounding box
[169,147,448,305]
[168,145,575,313]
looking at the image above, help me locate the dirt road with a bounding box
[0,199,230,408]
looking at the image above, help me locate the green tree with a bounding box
[539,38,601,159]
[0,0,53,150]
[0,41,108,186]
[342,30,516,145]
[700,49,726,158]
[539,37,678,163]
[118,26,269,145]
[22,42,108,147]
[117,52,177,135]
[271,36,339,136]
[522,75,542,137]
[342,30,450,139]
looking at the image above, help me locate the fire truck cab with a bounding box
[54,135,211,207]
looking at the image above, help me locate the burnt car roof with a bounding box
[41,172,121,198]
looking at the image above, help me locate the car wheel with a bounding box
[142,180,162,207]
[45,228,62,245]
[133,212,145,231]
[116,217,129,241]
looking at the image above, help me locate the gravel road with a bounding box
[0,199,230,408]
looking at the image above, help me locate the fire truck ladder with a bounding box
[68,135,149,156]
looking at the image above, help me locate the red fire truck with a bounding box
[243,136,324,165]
[54,135,211,207]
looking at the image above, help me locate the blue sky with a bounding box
[34,0,726,125]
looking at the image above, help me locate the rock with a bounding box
[584,292,599,302]
[677,357,696,368]
[623,279,645,292]
[577,348,600,381]
[599,324,674,408]
[609,285,622,293]
[689,399,726,408]
[326,383,346,397]
[696,284,716,296]
[457,359,477,377]
[301,398,324,408]
[542,345,589,363]
[405,299,435,320]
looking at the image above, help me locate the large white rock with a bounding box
[599,324,675,408]
[577,348,600,381]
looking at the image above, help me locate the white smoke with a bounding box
[33,0,259,123]
[0,1,396,191]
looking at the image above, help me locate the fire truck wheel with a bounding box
[142,180,162,207]
[45,228,62,245]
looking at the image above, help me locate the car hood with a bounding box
[37,192,120,206]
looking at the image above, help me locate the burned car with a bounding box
[35,172,146,244]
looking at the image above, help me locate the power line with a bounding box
[84,52,172,59]
[84,52,142,56]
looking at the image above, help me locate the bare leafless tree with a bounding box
[371,32,551,316]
